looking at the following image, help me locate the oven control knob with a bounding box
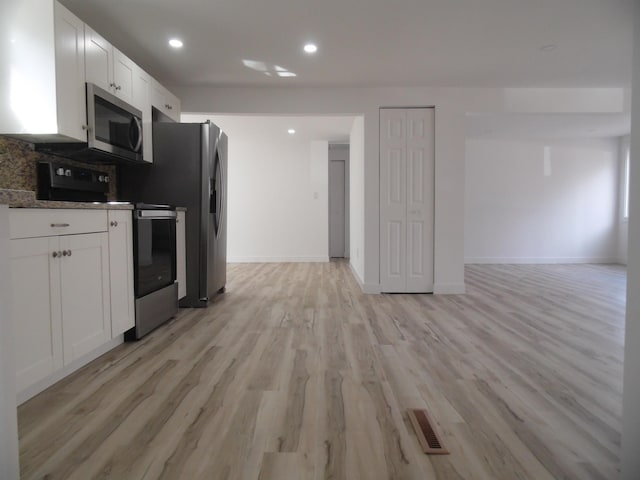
[98,175,104,182]
[64,169,72,177]
[56,167,65,176]
[104,175,110,183]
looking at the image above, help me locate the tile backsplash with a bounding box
[0,136,117,200]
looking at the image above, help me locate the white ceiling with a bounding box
[58,0,634,89]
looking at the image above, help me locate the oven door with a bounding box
[133,210,177,298]
[86,83,143,162]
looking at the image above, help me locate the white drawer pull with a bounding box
[50,223,70,228]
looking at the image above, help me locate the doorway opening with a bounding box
[329,143,349,258]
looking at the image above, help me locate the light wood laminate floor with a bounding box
[18,262,626,479]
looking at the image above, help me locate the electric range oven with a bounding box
[129,204,178,339]
[37,161,178,340]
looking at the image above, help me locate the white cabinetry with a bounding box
[151,79,181,122]
[10,236,63,393]
[85,26,135,104]
[0,0,181,148]
[133,66,153,163]
[59,233,111,364]
[53,1,87,142]
[176,211,186,299]
[108,210,135,336]
[9,209,113,395]
[0,1,86,142]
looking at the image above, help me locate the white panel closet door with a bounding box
[380,108,434,293]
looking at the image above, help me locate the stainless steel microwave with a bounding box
[86,83,143,162]
[33,83,144,164]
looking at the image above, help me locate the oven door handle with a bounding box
[136,210,177,219]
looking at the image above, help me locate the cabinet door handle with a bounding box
[109,82,116,88]
[62,250,72,256]
[115,85,122,91]
[165,104,172,110]
[52,251,59,258]
[110,220,118,227]
[50,223,70,228]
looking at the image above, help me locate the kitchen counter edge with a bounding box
[0,189,133,210]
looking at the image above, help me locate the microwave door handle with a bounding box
[129,117,143,153]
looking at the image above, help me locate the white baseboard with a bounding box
[433,283,466,294]
[465,256,617,265]
[17,335,124,405]
[348,262,381,294]
[228,256,329,263]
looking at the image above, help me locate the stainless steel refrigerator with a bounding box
[120,120,227,307]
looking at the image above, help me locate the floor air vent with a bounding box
[407,408,449,455]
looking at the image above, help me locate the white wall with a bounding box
[173,85,627,292]
[349,117,365,286]
[182,114,331,262]
[0,205,19,480]
[465,137,619,263]
[622,3,640,478]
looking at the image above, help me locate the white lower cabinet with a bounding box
[59,232,111,364]
[108,210,135,336]
[9,208,135,399]
[10,231,110,392]
[10,236,63,393]
[176,210,186,299]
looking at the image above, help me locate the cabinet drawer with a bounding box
[9,209,108,239]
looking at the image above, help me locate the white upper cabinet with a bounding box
[84,26,113,92]
[133,65,153,163]
[85,26,134,104]
[113,49,135,104]
[53,1,87,142]
[151,79,181,122]
[0,0,87,142]
[0,0,181,146]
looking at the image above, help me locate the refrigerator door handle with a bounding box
[218,153,225,238]
[209,178,216,214]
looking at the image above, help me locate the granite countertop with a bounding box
[0,189,133,210]
[0,189,187,211]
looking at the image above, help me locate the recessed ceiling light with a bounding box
[288,129,296,134]
[277,71,297,77]
[169,38,183,48]
[304,43,318,54]
[540,44,557,52]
